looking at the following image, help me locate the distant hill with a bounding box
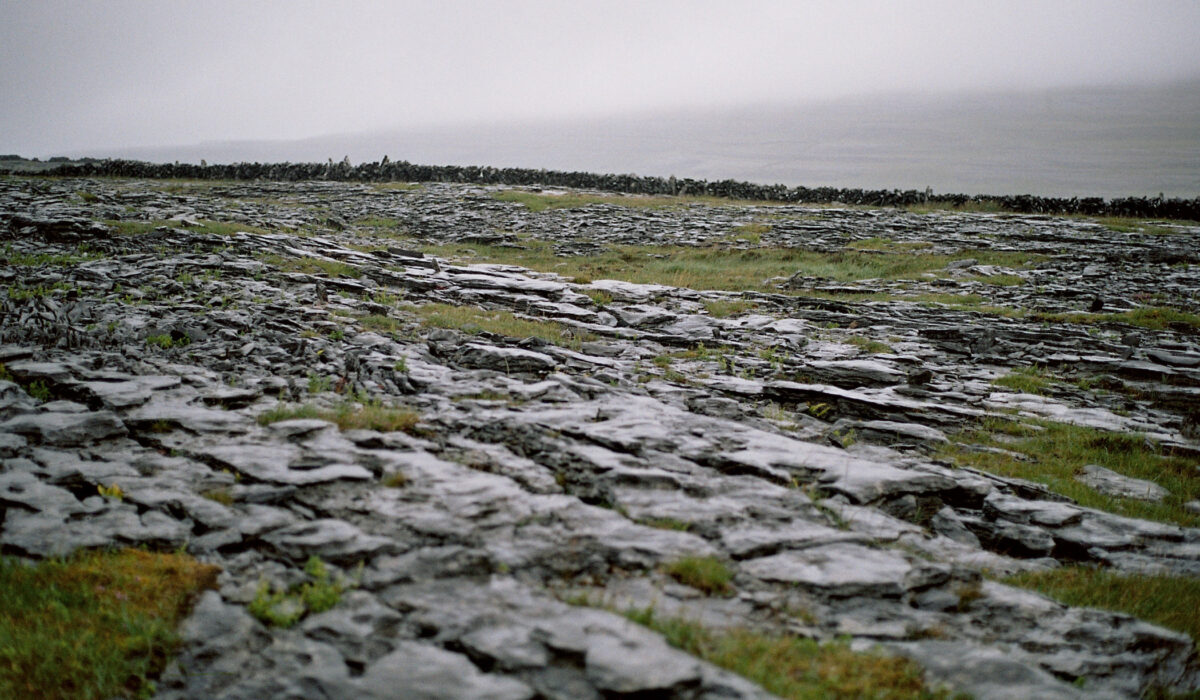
[72,81,1200,199]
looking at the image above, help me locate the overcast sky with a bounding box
[2,0,1199,156]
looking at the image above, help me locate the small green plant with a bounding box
[145,334,186,350]
[581,288,614,306]
[97,483,124,501]
[663,556,734,596]
[247,556,351,628]
[807,402,833,419]
[25,380,51,402]
[393,357,408,373]
[200,487,234,506]
[307,373,332,394]
[382,471,408,488]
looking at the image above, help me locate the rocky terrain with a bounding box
[1,175,1198,699]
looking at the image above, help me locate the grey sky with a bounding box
[2,0,1199,156]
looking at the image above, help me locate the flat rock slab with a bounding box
[358,641,535,700]
[742,543,913,597]
[454,343,557,374]
[204,443,373,485]
[1076,464,1169,502]
[0,409,126,445]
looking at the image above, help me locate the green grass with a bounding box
[639,518,693,532]
[0,549,220,700]
[663,556,734,596]
[257,402,421,434]
[938,419,1199,526]
[259,253,361,278]
[846,335,894,354]
[703,299,757,318]
[623,607,956,699]
[1005,567,1200,644]
[1,245,100,267]
[359,314,403,332]
[422,239,1044,293]
[369,182,422,192]
[1096,217,1188,236]
[1033,306,1200,333]
[404,302,596,348]
[729,222,771,244]
[991,365,1054,395]
[248,557,349,628]
[145,334,188,350]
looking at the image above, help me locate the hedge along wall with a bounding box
[14,158,1200,220]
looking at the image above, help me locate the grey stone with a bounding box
[742,543,913,597]
[454,343,557,374]
[0,410,126,445]
[358,641,535,700]
[1076,464,1169,502]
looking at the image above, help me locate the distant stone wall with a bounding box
[12,157,1200,220]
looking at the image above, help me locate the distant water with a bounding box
[107,82,1200,199]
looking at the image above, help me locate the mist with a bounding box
[2,1,1198,197]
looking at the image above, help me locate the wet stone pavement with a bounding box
[1,176,1199,698]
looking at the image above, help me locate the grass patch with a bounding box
[729,222,771,243]
[1005,567,1200,644]
[991,365,1054,395]
[1034,306,1200,333]
[624,607,955,699]
[663,556,734,596]
[145,334,188,350]
[423,240,1044,294]
[581,288,614,306]
[0,549,220,700]
[370,182,422,192]
[1097,217,1187,236]
[259,253,361,278]
[703,299,757,318]
[405,302,596,348]
[258,402,420,434]
[639,518,692,531]
[359,314,403,332]
[1,244,101,267]
[938,419,1199,526]
[846,335,894,354]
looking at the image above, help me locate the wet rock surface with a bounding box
[2,176,1199,698]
